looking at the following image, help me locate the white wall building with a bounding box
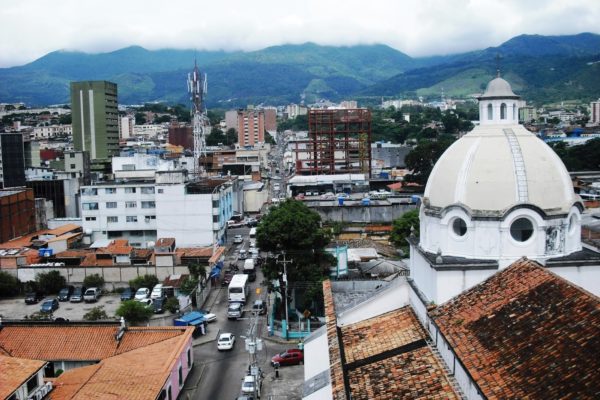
[119,116,134,139]
[80,171,235,248]
[32,124,72,139]
[590,99,600,125]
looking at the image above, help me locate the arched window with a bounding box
[487,103,493,120]
[513,103,516,120]
[500,103,507,119]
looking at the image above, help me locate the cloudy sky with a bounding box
[1,0,599,68]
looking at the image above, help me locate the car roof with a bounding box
[219,333,233,338]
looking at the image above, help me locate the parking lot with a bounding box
[0,293,122,320]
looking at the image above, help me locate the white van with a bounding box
[151,284,164,299]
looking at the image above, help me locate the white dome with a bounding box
[424,124,577,215]
[480,77,519,99]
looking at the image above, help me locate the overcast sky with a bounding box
[1,0,599,68]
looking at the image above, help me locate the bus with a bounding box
[228,274,249,303]
[249,227,257,238]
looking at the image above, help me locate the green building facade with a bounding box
[70,81,119,161]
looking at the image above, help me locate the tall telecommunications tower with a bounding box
[187,60,210,176]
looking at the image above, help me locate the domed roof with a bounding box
[479,77,520,99]
[423,124,578,216]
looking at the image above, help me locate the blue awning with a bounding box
[209,261,224,279]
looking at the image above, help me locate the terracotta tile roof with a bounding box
[0,325,190,362]
[132,248,153,259]
[0,355,46,399]
[341,306,427,364]
[156,238,176,247]
[50,329,193,400]
[176,247,214,258]
[163,274,189,287]
[430,258,600,399]
[209,246,226,263]
[48,224,82,236]
[79,253,113,267]
[323,280,347,400]
[54,249,91,259]
[347,347,460,400]
[46,232,82,243]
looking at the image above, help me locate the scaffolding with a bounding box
[294,108,372,177]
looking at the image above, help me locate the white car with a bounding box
[134,287,150,300]
[137,298,154,308]
[217,333,235,351]
[233,235,243,244]
[203,313,217,323]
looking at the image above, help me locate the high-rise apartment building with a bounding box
[237,110,265,147]
[0,132,26,188]
[591,99,600,125]
[71,81,119,161]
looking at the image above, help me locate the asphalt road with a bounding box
[192,227,289,400]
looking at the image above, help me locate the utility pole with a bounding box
[277,251,294,339]
[243,306,264,398]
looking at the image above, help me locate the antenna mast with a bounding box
[187,60,210,177]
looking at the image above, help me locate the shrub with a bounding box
[0,271,20,297]
[83,274,105,289]
[129,275,159,291]
[36,270,66,294]
[83,306,110,321]
[116,300,153,325]
[165,297,180,313]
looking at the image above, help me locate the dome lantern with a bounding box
[478,74,521,125]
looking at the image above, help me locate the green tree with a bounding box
[188,264,206,280]
[134,112,147,125]
[404,136,455,184]
[83,306,110,321]
[129,275,159,291]
[155,114,171,124]
[83,274,105,289]
[116,300,153,325]
[206,127,225,146]
[265,131,276,145]
[225,128,238,145]
[391,210,420,253]
[180,277,199,296]
[256,200,333,314]
[59,114,71,125]
[36,271,66,294]
[0,271,20,297]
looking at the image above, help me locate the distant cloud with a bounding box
[0,0,599,67]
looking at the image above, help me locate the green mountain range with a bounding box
[0,33,599,107]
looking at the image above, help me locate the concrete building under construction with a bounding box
[294,109,372,177]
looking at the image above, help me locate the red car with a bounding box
[271,349,304,366]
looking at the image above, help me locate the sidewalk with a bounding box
[191,284,223,347]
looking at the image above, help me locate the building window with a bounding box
[141,201,155,209]
[125,187,136,193]
[141,187,155,194]
[212,200,220,208]
[157,188,164,194]
[26,375,38,393]
[85,217,96,221]
[107,216,118,223]
[487,103,493,120]
[452,218,467,236]
[513,103,517,120]
[510,217,534,242]
[82,188,98,196]
[125,201,137,208]
[69,153,75,158]
[70,164,76,169]
[212,215,219,223]
[106,202,117,208]
[82,202,99,210]
[178,364,183,387]
[126,216,138,223]
[105,188,116,194]
[187,348,192,367]
[500,103,507,119]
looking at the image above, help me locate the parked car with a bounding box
[120,287,135,301]
[70,286,86,303]
[40,298,59,313]
[241,375,261,397]
[199,311,217,322]
[227,302,243,320]
[58,285,74,301]
[271,349,304,366]
[222,272,234,287]
[135,287,150,300]
[252,300,267,315]
[217,332,235,351]
[152,297,166,313]
[233,235,243,244]
[137,298,154,308]
[235,396,255,400]
[84,287,100,303]
[25,291,44,304]
[239,249,247,260]
[150,284,164,299]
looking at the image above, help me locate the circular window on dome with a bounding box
[452,218,467,237]
[510,217,534,242]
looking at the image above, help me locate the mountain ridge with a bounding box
[1,33,599,106]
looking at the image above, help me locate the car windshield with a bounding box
[219,337,230,342]
[136,289,145,294]
[43,301,52,307]
[59,289,68,294]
